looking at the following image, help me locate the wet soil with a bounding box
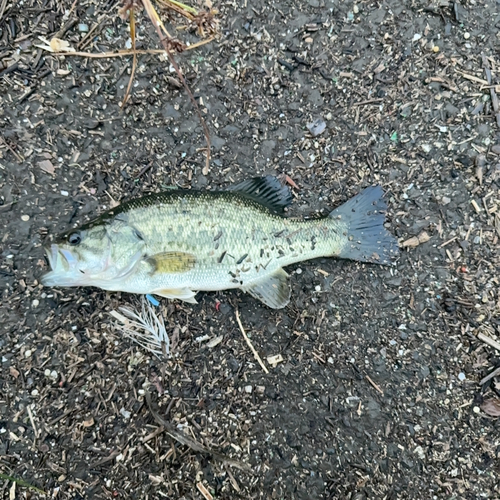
[1,0,500,498]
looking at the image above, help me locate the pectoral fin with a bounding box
[152,288,198,304]
[242,268,290,309]
[147,251,196,274]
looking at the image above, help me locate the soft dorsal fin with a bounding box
[241,268,291,309]
[228,176,292,213]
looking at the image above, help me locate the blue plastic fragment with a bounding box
[146,294,160,306]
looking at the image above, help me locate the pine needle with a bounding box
[110,296,170,358]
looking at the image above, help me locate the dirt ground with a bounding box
[1,0,500,498]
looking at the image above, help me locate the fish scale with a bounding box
[112,193,344,288]
[41,177,398,309]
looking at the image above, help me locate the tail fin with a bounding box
[329,186,398,265]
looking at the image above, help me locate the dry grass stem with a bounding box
[235,309,269,374]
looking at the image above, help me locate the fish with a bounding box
[41,176,398,309]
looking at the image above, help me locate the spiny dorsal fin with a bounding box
[241,268,290,309]
[146,252,196,274]
[228,176,292,214]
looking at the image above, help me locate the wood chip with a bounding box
[266,354,284,366]
[471,200,481,213]
[207,335,223,348]
[37,159,55,175]
[196,482,214,500]
[477,332,500,352]
[402,231,431,248]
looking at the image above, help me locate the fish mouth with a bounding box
[41,244,81,287]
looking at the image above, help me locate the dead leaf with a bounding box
[9,366,20,379]
[481,397,500,417]
[38,159,55,175]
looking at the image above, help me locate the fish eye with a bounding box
[67,232,82,246]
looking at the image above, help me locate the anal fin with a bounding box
[242,268,290,309]
[152,288,198,304]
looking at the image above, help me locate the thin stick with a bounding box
[479,366,500,385]
[477,332,500,352]
[122,8,138,106]
[145,391,251,471]
[0,0,8,21]
[235,309,269,374]
[26,405,39,438]
[0,136,24,162]
[55,39,214,58]
[365,375,384,395]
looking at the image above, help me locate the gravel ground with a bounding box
[1,0,499,498]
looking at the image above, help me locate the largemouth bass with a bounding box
[41,177,398,308]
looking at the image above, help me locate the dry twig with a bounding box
[145,391,252,471]
[235,309,269,374]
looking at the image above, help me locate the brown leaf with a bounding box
[38,159,55,175]
[481,397,500,417]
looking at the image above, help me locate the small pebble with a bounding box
[315,285,321,292]
[463,32,470,39]
[295,268,302,274]
[307,118,327,137]
[244,385,253,394]
[60,190,69,196]
[458,372,466,381]
[78,23,89,32]
[120,408,131,419]
[432,45,439,53]
[31,389,39,396]
[21,215,30,221]
[25,350,32,358]
[353,4,359,13]
[32,299,39,308]
[473,406,480,414]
